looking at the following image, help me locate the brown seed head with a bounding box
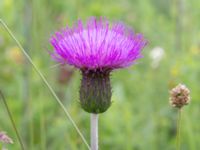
[169,84,190,108]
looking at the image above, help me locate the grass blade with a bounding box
[0,90,25,150]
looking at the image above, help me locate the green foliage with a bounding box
[0,0,200,149]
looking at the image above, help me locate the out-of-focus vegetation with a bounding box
[0,0,200,149]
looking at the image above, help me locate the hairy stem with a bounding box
[91,114,98,150]
[176,108,182,150]
[0,90,25,150]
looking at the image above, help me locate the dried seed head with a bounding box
[169,84,191,108]
[0,132,13,144]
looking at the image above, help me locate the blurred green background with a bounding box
[0,0,200,149]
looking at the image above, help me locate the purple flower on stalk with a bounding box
[0,132,13,144]
[50,17,147,113]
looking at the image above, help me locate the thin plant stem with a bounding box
[0,90,25,150]
[40,100,46,150]
[0,19,91,150]
[91,114,98,150]
[175,0,184,52]
[22,0,32,146]
[30,112,34,150]
[176,108,182,150]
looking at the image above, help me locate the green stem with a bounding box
[0,90,25,150]
[40,100,46,150]
[176,108,182,150]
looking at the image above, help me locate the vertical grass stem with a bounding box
[176,108,182,150]
[0,91,25,150]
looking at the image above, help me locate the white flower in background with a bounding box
[149,46,165,68]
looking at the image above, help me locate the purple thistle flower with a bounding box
[50,17,147,113]
[50,17,147,70]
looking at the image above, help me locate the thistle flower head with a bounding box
[169,84,191,108]
[50,17,147,70]
[0,132,13,144]
[50,17,147,113]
